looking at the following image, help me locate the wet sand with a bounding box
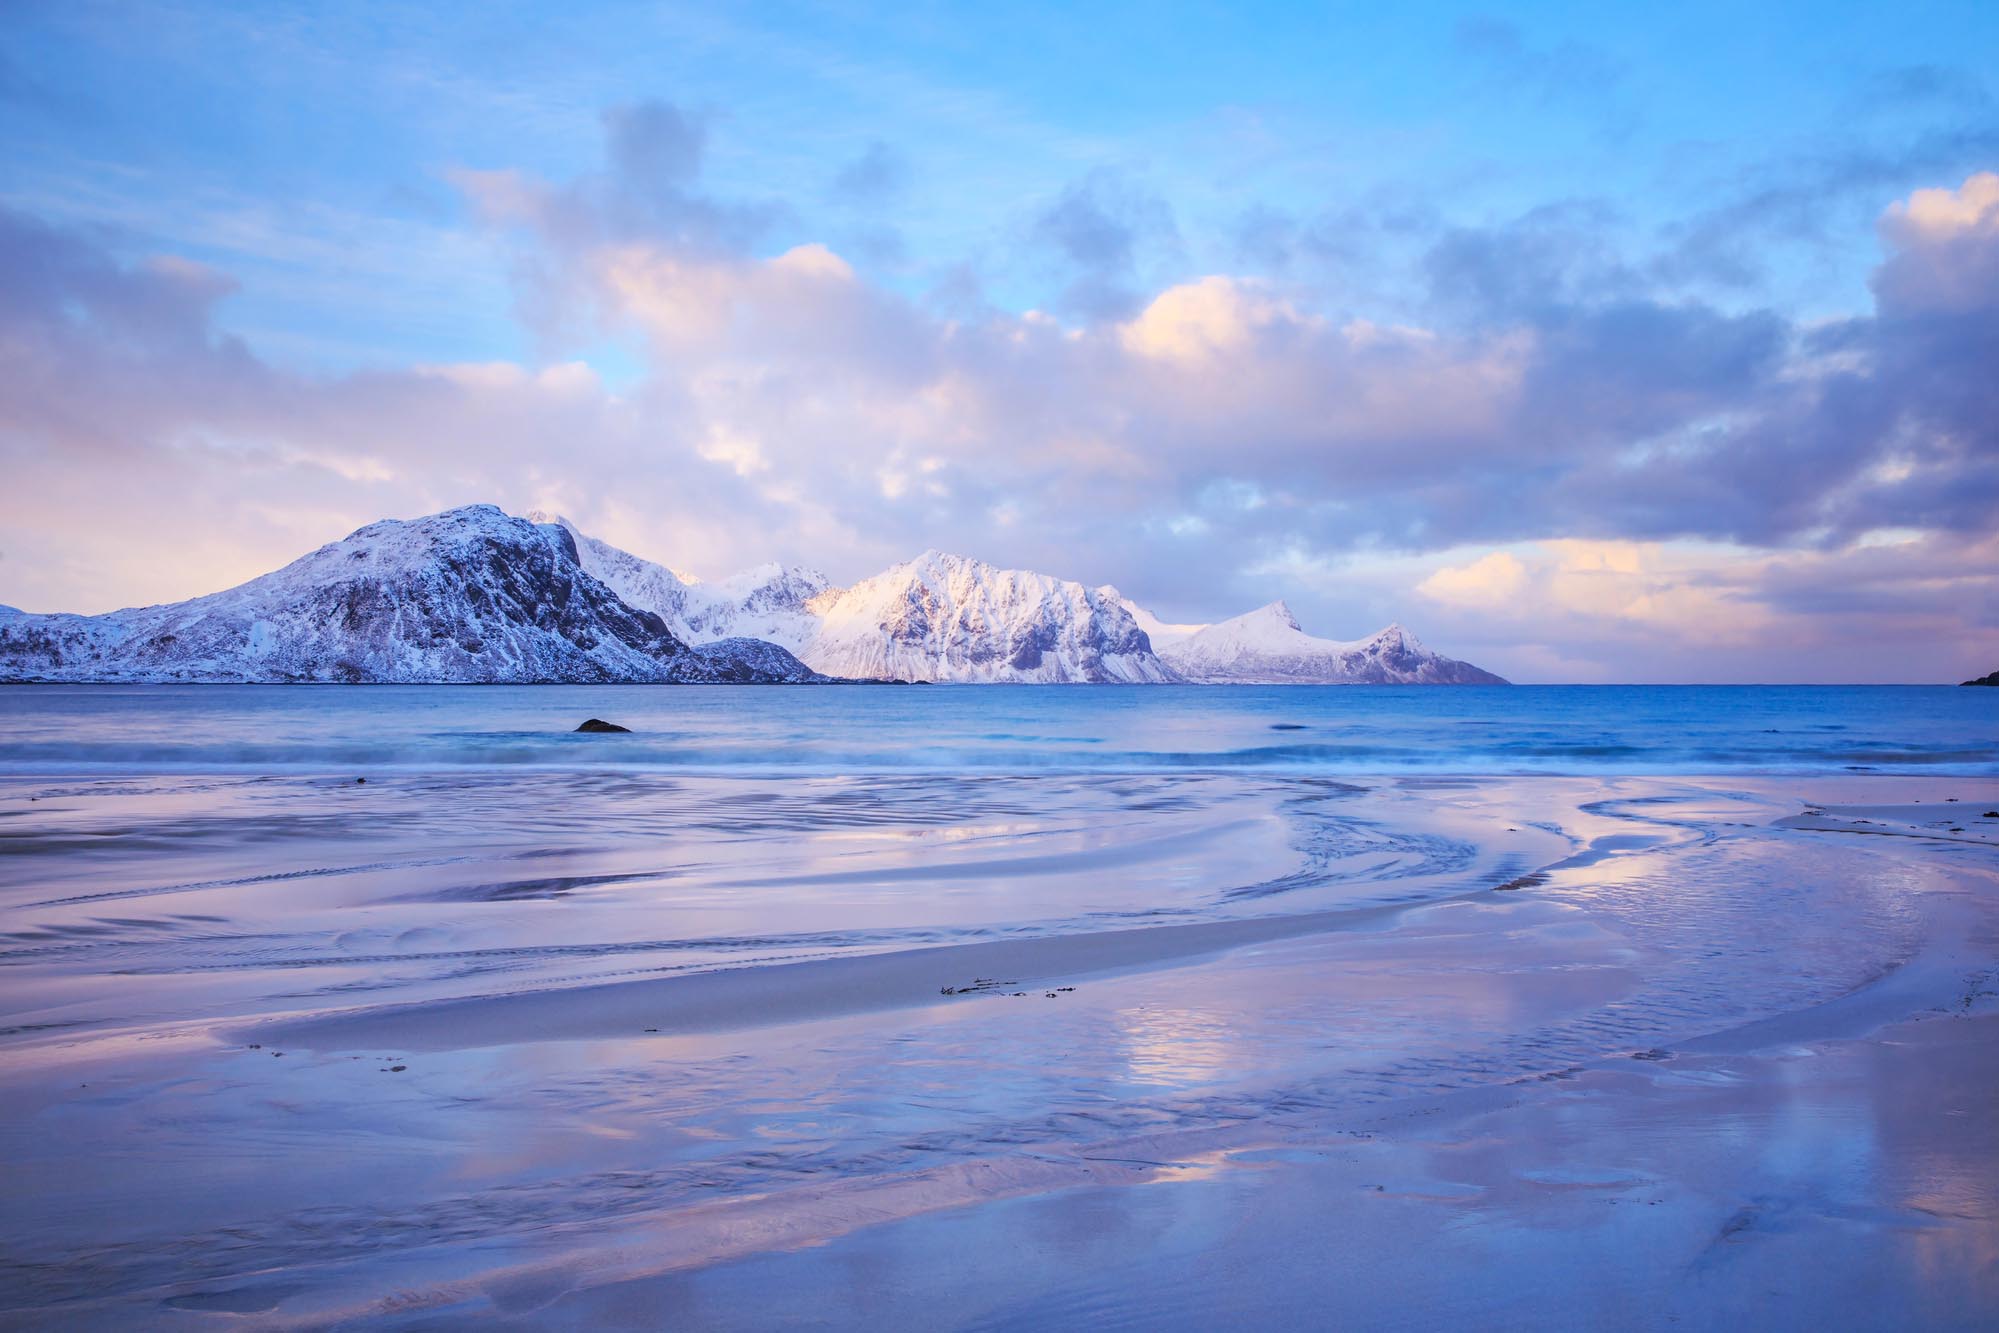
[2,772,1996,1327]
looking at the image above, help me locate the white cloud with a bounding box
[1421,540,1763,638]
[1882,171,1999,242]
[1119,276,1304,361]
[1416,550,1528,606]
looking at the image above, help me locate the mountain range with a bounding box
[0,505,1507,685]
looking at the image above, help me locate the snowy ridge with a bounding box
[1141,600,1507,684]
[529,513,705,640]
[531,514,828,648]
[1117,598,1207,652]
[0,507,825,684]
[801,551,1172,683]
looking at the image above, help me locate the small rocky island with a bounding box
[1965,670,1999,686]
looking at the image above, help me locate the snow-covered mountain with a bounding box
[0,507,826,684]
[1119,601,1207,653]
[540,520,1171,683]
[529,513,706,640]
[531,513,829,648]
[1140,600,1507,684]
[800,551,1172,683]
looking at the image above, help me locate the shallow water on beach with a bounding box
[2,688,1998,1327]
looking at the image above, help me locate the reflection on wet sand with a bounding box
[0,772,1995,1327]
[1114,1004,1243,1089]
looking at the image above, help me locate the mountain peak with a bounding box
[1253,600,1301,631]
[804,548,1169,681]
[418,502,510,529]
[900,549,988,576]
[1366,622,1426,653]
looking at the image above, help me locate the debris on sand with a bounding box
[940,977,1019,996]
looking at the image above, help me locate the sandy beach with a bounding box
[2,761,1996,1328]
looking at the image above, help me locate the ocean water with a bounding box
[1,682,1994,775]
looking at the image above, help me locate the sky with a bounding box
[3,1,1998,682]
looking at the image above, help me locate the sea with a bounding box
[2,682,1994,776]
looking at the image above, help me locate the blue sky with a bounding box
[3,1,1998,679]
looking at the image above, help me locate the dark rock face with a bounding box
[1963,670,1999,686]
[0,506,836,684]
[575,719,631,733]
[1006,622,1057,672]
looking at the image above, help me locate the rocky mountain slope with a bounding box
[0,507,825,683]
[1132,600,1507,684]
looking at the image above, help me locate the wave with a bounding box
[3,737,1995,776]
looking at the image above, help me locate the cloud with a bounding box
[1418,532,1999,681]
[1451,16,1634,137]
[1030,169,1179,319]
[1873,170,1999,312]
[4,82,1998,681]
[0,197,822,615]
[1420,541,1763,638]
[450,97,785,345]
[456,101,772,254]
[1850,64,1992,117]
[829,140,908,205]
[1649,125,1999,297]
[1425,201,1637,319]
[1415,550,1527,607]
[603,100,707,189]
[1118,277,1305,362]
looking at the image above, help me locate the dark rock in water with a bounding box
[575,718,631,733]
[1270,723,1308,731]
[1963,669,1999,686]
